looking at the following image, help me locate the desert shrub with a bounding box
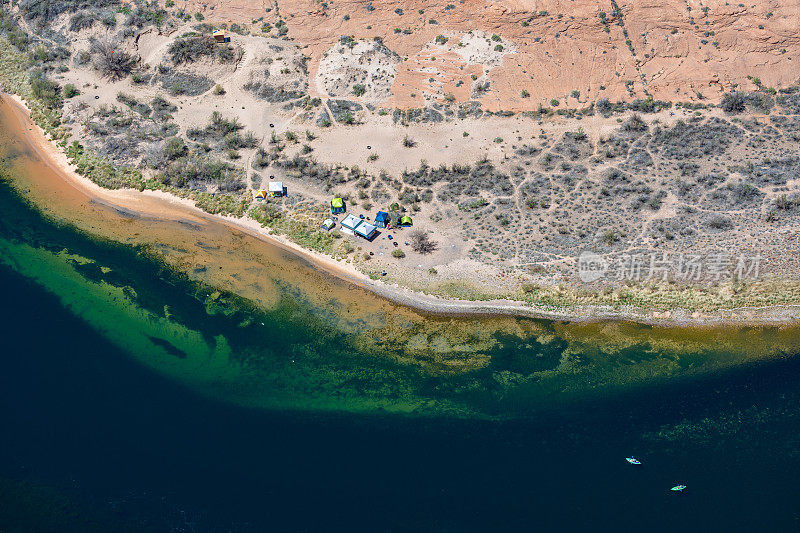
[68,11,96,32]
[151,95,177,121]
[243,79,306,102]
[90,37,137,80]
[623,113,647,132]
[601,229,619,245]
[32,44,71,65]
[159,70,213,96]
[721,91,746,113]
[17,0,119,23]
[391,249,405,258]
[775,194,800,210]
[252,147,269,169]
[73,50,91,65]
[726,180,762,203]
[116,92,151,116]
[7,28,30,51]
[626,98,670,113]
[745,92,774,114]
[402,135,415,147]
[162,136,186,159]
[161,150,242,190]
[63,83,79,98]
[409,230,438,254]
[0,9,28,50]
[596,98,613,116]
[125,2,168,28]
[651,118,740,160]
[707,214,733,230]
[223,131,258,150]
[250,202,282,226]
[208,111,243,136]
[131,72,151,84]
[353,83,366,96]
[168,34,215,64]
[29,70,61,109]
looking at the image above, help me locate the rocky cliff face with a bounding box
[169,0,799,109]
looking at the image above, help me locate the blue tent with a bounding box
[374,211,389,228]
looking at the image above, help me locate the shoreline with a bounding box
[5,92,800,327]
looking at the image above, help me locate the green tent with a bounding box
[331,197,345,214]
[399,216,413,226]
[389,202,400,211]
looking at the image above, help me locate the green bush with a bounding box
[30,70,61,109]
[63,83,79,98]
[163,137,186,159]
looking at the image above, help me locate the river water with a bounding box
[1,97,800,531]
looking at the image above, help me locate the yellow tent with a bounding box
[255,189,267,200]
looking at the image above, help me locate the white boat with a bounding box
[671,485,687,492]
[626,457,641,465]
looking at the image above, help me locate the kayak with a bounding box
[626,457,641,465]
[671,485,687,492]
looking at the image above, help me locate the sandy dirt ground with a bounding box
[6,92,800,326]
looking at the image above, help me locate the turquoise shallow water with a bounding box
[2,171,800,530]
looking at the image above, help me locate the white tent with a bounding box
[354,222,377,240]
[268,181,284,197]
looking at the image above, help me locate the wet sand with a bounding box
[2,92,800,326]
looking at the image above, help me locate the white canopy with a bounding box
[340,213,362,230]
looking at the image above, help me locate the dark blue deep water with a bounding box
[1,179,800,531]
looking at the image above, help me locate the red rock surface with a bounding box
[182,0,800,110]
